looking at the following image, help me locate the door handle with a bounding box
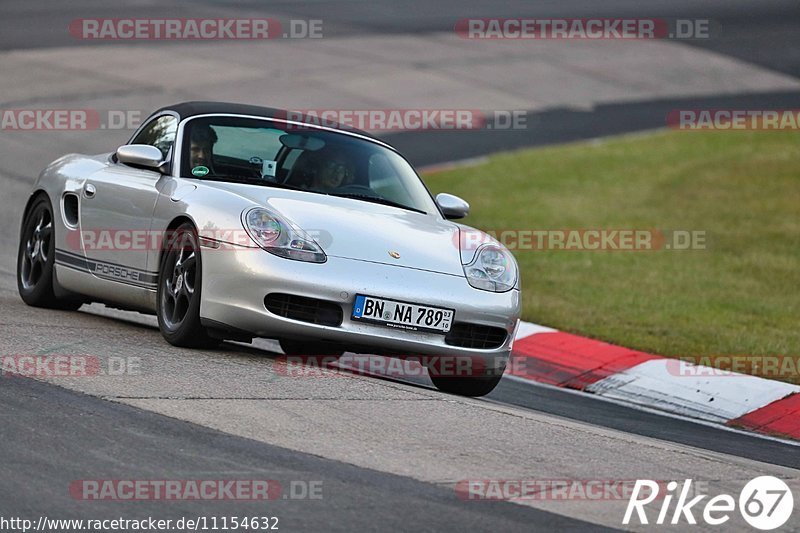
[84,183,96,198]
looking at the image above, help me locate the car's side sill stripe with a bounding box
[55,248,160,275]
[55,249,158,289]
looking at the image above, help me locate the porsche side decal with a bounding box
[55,249,158,289]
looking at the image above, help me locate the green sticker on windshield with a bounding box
[191,165,209,177]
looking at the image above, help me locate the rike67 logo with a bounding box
[624,476,794,530]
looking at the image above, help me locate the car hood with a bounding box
[210,182,465,276]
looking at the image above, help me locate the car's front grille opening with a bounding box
[264,293,343,327]
[445,323,508,349]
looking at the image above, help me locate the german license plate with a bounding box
[352,295,454,334]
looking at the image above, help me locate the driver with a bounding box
[189,124,218,174]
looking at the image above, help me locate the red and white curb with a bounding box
[510,322,800,441]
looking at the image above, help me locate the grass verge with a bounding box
[424,130,799,382]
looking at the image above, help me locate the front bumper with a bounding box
[200,244,520,360]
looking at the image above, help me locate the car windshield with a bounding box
[181,116,438,214]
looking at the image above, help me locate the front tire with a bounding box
[157,223,217,348]
[430,374,504,397]
[429,356,507,397]
[17,195,82,310]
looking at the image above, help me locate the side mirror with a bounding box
[435,193,470,220]
[116,144,167,173]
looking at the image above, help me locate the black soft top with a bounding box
[154,101,385,143]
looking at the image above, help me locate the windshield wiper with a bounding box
[331,193,426,214]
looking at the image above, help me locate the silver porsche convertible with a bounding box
[17,102,520,396]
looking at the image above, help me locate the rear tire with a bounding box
[17,195,83,310]
[157,223,218,348]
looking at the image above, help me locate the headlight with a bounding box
[243,208,326,263]
[463,244,517,292]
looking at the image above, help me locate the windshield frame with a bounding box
[174,113,442,216]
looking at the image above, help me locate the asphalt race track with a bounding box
[1,1,799,531]
[1,377,605,532]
